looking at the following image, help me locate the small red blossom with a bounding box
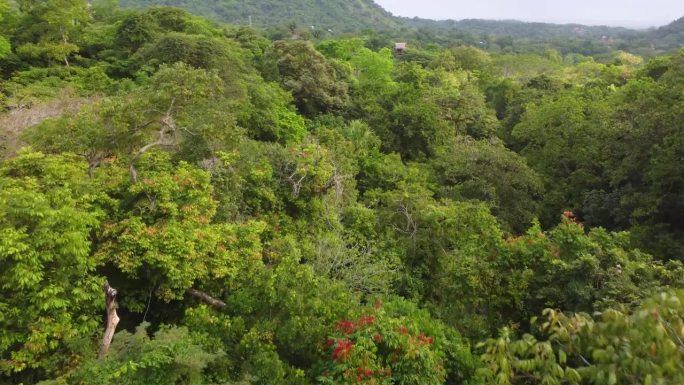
[356,367,375,379]
[332,339,354,361]
[357,315,375,327]
[336,320,356,335]
[399,326,408,335]
[373,334,383,343]
[326,338,335,348]
[418,333,433,345]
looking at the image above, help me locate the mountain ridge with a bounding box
[115,0,684,52]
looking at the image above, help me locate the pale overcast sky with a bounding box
[374,0,684,28]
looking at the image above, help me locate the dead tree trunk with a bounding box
[61,29,70,68]
[98,281,120,359]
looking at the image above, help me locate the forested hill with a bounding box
[117,0,401,32]
[401,18,641,40]
[118,0,684,54]
[652,16,684,47]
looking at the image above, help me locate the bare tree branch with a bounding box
[129,98,178,183]
[393,203,417,238]
[286,171,307,197]
[187,288,226,309]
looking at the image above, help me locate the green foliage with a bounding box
[430,217,684,340]
[136,32,240,74]
[98,152,265,305]
[184,252,356,384]
[511,52,684,258]
[0,151,104,376]
[26,62,245,172]
[238,82,306,144]
[1,4,684,385]
[118,0,401,33]
[512,88,611,226]
[431,136,543,232]
[14,0,91,65]
[265,40,349,116]
[67,323,218,385]
[308,228,400,295]
[480,290,684,385]
[115,12,159,52]
[0,36,10,60]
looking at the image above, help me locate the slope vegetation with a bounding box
[118,0,401,32]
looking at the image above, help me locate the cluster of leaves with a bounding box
[38,322,218,385]
[480,291,684,385]
[0,2,683,385]
[0,152,104,376]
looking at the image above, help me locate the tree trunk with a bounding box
[98,281,120,359]
[61,29,70,68]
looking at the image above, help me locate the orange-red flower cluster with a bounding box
[417,333,433,345]
[336,315,376,335]
[357,315,376,327]
[332,339,354,361]
[356,367,375,380]
[336,320,356,335]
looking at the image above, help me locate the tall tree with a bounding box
[0,0,12,59]
[264,40,349,116]
[15,0,90,65]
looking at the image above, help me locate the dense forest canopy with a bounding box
[0,1,683,384]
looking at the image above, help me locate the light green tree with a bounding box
[0,151,104,377]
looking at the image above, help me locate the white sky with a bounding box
[374,0,684,27]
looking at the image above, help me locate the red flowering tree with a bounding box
[317,299,454,385]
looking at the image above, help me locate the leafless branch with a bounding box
[393,203,417,238]
[286,171,307,197]
[187,288,226,310]
[129,98,178,183]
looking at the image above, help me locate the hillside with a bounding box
[117,0,401,32]
[403,17,641,40]
[117,0,684,55]
[651,16,684,47]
